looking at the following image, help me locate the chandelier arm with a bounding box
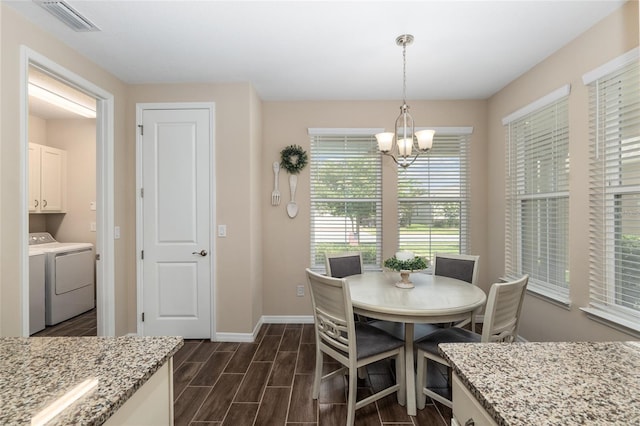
[382,151,422,169]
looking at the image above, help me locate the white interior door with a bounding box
[141,107,212,338]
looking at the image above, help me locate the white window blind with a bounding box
[309,132,382,270]
[397,132,471,259]
[585,57,640,331]
[504,93,570,303]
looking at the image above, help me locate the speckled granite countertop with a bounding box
[0,336,183,425]
[439,341,640,425]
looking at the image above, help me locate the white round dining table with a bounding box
[347,271,487,416]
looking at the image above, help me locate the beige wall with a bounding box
[486,1,639,341]
[1,4,128,335]
[2,1,638,341]
[261,100,488,316]
[126,83,263,334]
[44,118,97,246]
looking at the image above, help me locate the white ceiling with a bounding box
[6,0,627,102]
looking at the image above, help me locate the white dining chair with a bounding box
[415,274,529,409]
[434,253,480,329]
[305,268,406,426]
[325,251,363,278]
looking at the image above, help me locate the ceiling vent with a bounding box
[36,1,100,32]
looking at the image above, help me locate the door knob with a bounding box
[192,250,208,257]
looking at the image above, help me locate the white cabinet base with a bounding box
[104,358,174,425]
[452,373,497,426]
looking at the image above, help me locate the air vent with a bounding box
[36,1,100,32]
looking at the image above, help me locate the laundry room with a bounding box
[27,65,97,336]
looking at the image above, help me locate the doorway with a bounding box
[136,103,216,339]
[20,47,115,336]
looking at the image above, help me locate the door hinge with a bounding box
[141,250,144,260]
[142,312,145,322]
[95,253,101,261]
[138,124,143,135]
[140,188,144,198]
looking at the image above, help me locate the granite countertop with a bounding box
[439,341,640,426]
[0,336,183,425]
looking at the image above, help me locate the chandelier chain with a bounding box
[402,41,407,104]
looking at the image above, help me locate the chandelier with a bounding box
[375,34,435,169]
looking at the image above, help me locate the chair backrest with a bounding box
[433,253,480,285]
[325,252,363,278]
[306,268,356,362]
[481,275,529,343]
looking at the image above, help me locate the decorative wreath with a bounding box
[280,144,308,174]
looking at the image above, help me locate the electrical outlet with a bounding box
[296,285,304,297]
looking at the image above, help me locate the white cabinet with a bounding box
[29,143,66,213]
[104,359,174,425]
[452,373,498,426]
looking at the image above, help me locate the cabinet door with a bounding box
[40,146,66,212]
[28,144,41,213]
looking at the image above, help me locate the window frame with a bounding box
[581,49,640,334]
[396,127,472,261]
[503,85,571,305]
[308,128,384,273]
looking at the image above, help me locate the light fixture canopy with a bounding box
[375,34,435,168]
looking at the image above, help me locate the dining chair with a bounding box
[415,274,529,409]
[325,251,363,278]
[433,253,480,329]
[325,252,370,324]
[305,268,406,426]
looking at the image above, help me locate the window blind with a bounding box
[504,94,570,302]
[309,133,382,270]
[397,132,471,259]
[586,57,640,330]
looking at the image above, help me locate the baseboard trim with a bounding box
[261,315,314,324]
[215,315,314,342]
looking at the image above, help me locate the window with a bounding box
[583,50,640,331]
[397,129,471,259]
[503,86,570,303]
[309,130,382,271]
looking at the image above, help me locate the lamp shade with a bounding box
[397,137,413,156]
[415,129,435,151]
[375,132,395,152]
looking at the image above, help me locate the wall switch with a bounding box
[114,226,121,239]
[89,201,96,211]
[90,222,96,232]
[218,225,227,237]
[296,285,305,297]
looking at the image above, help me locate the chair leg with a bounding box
[346,368,357,426]
[415,349,427,410]
[395,351,406,406]
[357,366,367,379]
[312,347,323,399]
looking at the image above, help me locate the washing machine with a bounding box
[29,232,95,326]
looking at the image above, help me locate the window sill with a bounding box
[581,307,640,338]
[500,277,571,310]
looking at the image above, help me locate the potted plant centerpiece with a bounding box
[383,251,428,288]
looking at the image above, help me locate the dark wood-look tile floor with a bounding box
[173,323,452,426]
[31,308,97,337]
[33,314,453,425]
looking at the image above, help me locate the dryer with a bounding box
[29,232,95,325]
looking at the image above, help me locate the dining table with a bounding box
[347,270,487,416]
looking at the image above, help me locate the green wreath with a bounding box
[280,145,308,174]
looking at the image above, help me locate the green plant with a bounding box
[384,255,428,271]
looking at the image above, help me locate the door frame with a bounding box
[20,46,116,336]
[135,102,216,339]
